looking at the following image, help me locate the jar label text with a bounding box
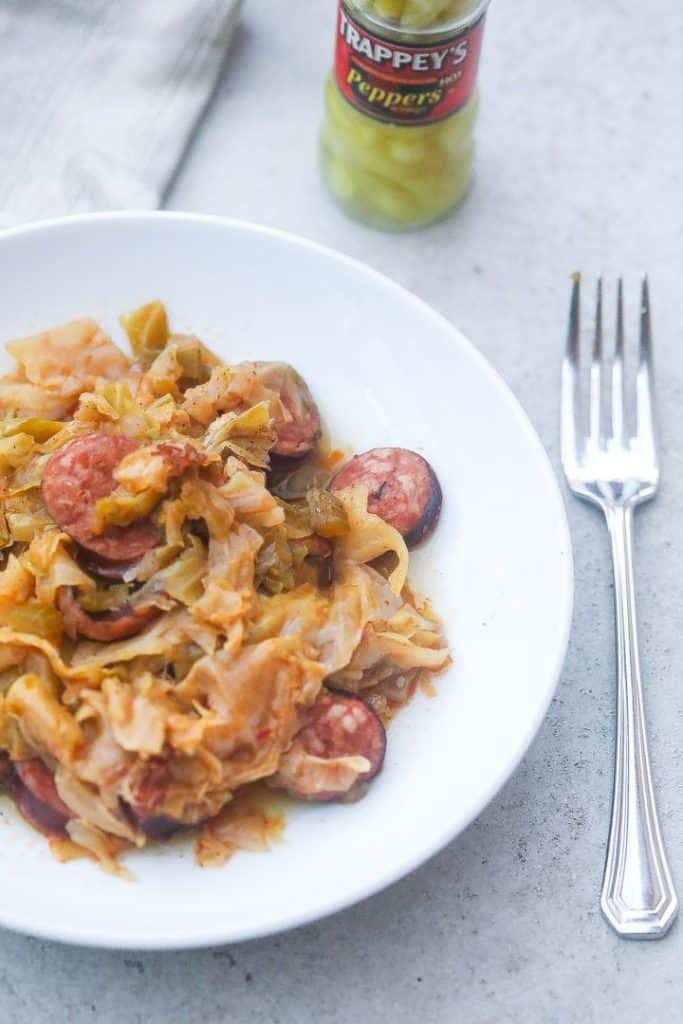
[334,2,486,126]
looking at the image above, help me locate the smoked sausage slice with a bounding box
[331,447,442,547]
[57,586,160,643]
[13,759,72,838]
[272,692,386,802]
[42,433,159,561]
[76,551,141,581]
[252,362,321,459]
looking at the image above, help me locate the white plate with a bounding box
[0,212,572,949]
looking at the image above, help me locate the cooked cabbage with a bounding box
[120,300,169,366]
[0,300,448,872]
[93,488,160,531]
[74,380,157,439]
[334,486,408,593]
[0,319,132,419]
[203,403,276,469]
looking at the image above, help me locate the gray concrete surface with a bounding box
[2,1,683,1021]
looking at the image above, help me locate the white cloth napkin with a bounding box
[0,0,242,223]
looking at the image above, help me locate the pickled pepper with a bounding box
[321,0,490,230]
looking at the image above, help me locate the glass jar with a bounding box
[321,0,490,231]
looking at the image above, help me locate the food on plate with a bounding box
[56,585,161,642]
[12,758,71,837]
[41,433,161,561]
[272,692,387,801]
[331,447,442,547]
[251,362,321,458]
[0,303,448,874]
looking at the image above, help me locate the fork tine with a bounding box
[637,276,656,447]
[611,278,625,441]
[561,276,581,467]
[589,277,603,443]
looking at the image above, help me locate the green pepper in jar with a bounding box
[353,1,477,28]
[321,0,489,230]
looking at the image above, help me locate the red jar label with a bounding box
[334,2,486,126]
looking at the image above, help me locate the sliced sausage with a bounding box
[123,806,206,841]
[331,447,442,547]
[14,760,71,815]
[42,433,159,562]
[121,759,193,840]
[132,814,185,841]
[57,586,160,642]
[272,692,386,802]
[13,759,72,838]
[74,445,202,579]
[126,757,168,818]
[14,784,70,838]
[253,362,321,458]
[120,798,185,841]
[76,550,141,581]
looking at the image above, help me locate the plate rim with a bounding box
[0,210,574,949]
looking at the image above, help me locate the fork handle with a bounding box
[601,504,678,938]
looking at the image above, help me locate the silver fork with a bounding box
[561,276,678,939]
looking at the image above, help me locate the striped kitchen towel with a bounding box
[0,0,242,222]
